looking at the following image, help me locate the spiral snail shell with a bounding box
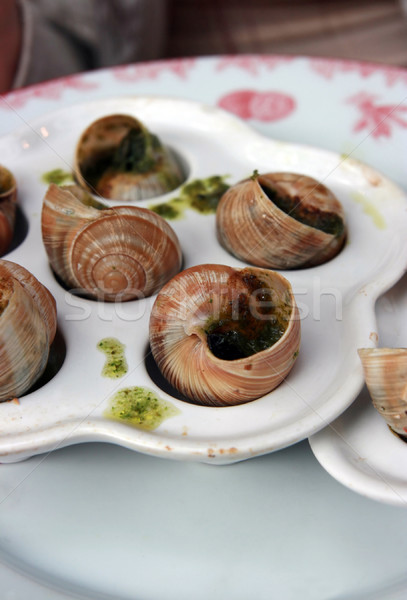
[74,114,184,201]
[216,172,346,269]
[358,348,407,439]
[149,264,301,407]
[0,165,17,256]
[0,260,57,402]
[41,183,183,301]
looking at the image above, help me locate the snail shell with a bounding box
[216,172,346,269]
[74,114,184,201]
[41,183,183,301]
[0,165,17,256]
[358,348,407,438]
[0,260,57,402]
[149,264,301,407]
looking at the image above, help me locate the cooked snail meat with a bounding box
[74,114,184,201]
[216,172,346,269]
[149,264,301,406]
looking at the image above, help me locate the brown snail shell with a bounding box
[216,172,346,269]
[0,165,17,256]
[74,114,184,201]
[41,183,183,301]
[358,348,407,438]
[149,264,301,407]
[0,259,57,402]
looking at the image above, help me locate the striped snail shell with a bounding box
[74,114,184,201]
[41,184,183,301]
[216,172,346,269]
[0,260,57,402]
[149,264,301,407]
[358,348,407,438]
[0,165,17,256]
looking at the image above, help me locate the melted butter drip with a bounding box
[104,386,180,430]
[150,174,229,219]
[97,337,128,378]
[42,168,74,185]
[351,191,386,229]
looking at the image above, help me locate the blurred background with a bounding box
[1,0,407,94]
[166,0,407,66]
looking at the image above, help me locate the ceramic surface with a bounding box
[309,269,407,507]
[1,94,406,464]
[1,56,407,600]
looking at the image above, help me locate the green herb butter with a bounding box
[97,337,128,378]
[104,386,180,430]
[204,271,292,361]
[42,168,74,185]
[150,174,229,219]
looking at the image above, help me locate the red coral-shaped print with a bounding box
[0,75,98,110]
[347,92,407,139]
[112,58,196,82]
[216,55,295,76]
[218,89,296,122]
[309,58,407,87]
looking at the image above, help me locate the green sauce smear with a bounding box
[150,175,229,219]
[105,386,180,430]
[351,191,386,229]
[98,337,128,378]
[111,128,158,174]
[42,168,74,185]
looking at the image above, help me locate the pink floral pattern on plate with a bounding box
[0,76,98,110]
[309,58,407,87]
[112,58,197,82]
[218,89,296,122]
[347,92,407,139]
[215,55,295,75]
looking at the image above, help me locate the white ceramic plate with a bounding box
[309,386,407,507]
[309,269,407,507]
[2,56,407,600]
[1,94,407,465]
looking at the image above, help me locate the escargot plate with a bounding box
[0,96,406,466]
